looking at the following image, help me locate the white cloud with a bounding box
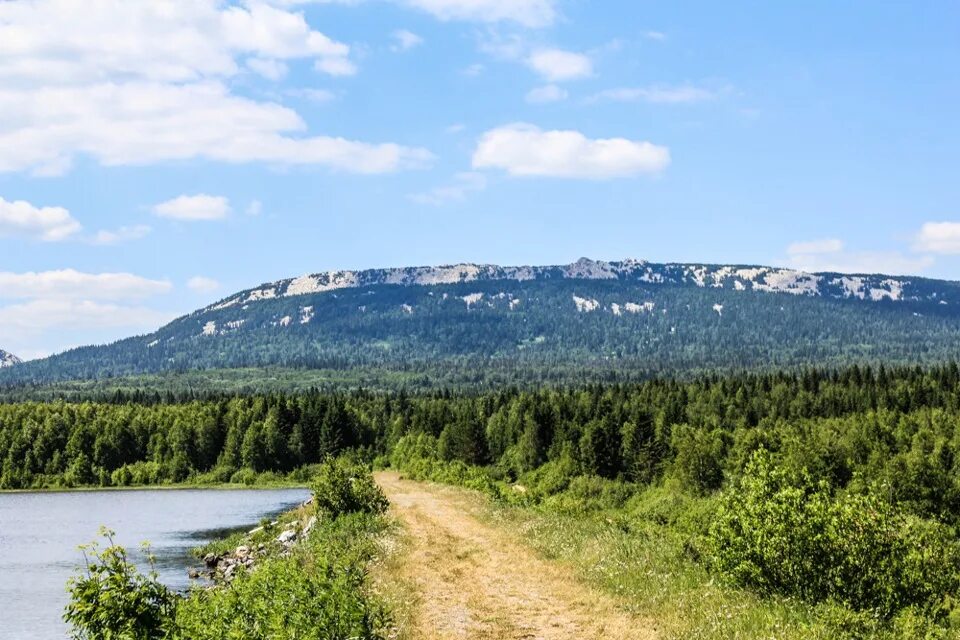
[153,194,232,222]
[473,123,670,179]
[0,299,177,353]
[0,82,430,175]
[0,1,430,175]
[0,0,354,84]
[314,57,358,76]
[0,270,172,301]
[787,252,933,276]
[526,49,592,82]
[401,0,555,27]
[187,276,221,293]
[288,88,337,103]
[271,0,556,26]
[410,172,487,205]
[247,57,289,80]
[477,32,527,60]
[643,31,667,41]
[589,84,720,105]
[0,299,173,331]
[0,268,175,358]
[392,29,424,51]
[787,238,845,256]
[246,200,264,216]
[0,196,81,242]
[784,238,933,276]
[525,84,567,104]
[91,225,153,246]
[913,222,960,254]
[461,63,485,76]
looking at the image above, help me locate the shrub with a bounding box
[518,451,579,499]
[229,467,258,485]
[389,433,439,470]
[191,465,235,485]
[671,424,725,494]
[542,475,634,513]
[175,515,388,640]
[64,528,178,640]
[707,451,960,619]
[311,458,388,518]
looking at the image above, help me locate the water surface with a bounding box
[0,487,310,640]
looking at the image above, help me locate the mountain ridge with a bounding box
[204,257,950,313]
[5,256,960,390]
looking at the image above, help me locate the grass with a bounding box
[489,506,828,639]
[398,474,862,639]
[368,519,420,640]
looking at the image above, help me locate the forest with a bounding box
[7,363,960,635]
[7,278,960,389]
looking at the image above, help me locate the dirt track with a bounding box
[375,472,657,640]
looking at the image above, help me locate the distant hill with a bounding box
[4,257,960,389]
[0,350,21,369]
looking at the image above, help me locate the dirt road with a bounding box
[375,472,657,640]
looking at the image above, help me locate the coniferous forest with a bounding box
[2,363,960,507]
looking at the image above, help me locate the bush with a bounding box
[671,424,725,494]
[176,514,388,640]
[707,451,960,619]
[311,458,388,518]
[191,465,235,485]
[229,468,258,485]
[518,452,578,499]
[66,503,391,640]
[64,528,178,640]
[542,475,634,513]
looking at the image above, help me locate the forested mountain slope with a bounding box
[5,257,960,388]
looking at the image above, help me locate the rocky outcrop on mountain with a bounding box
[205,257,939,313]
[0,350,21,368]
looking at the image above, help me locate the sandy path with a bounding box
[375,472,657,640]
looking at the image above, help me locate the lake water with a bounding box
[0,487,311,640]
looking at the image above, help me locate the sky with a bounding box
[0,0,959,360]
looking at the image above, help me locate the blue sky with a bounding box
[0,0,958,359]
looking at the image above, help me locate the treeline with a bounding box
[1,363,960,524]
[0,394,380,488]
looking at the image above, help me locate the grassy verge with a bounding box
[65,459,394,640]
[389,450,959,640]
[481,490,828,639]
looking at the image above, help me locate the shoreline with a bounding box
[0,482,309,495]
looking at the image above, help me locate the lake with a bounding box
[0,487,311,640]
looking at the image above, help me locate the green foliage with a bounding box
[26,364,960,635]
[64,528,178,640]
[65,468,390,640]
[707,451,960,619]
[541,474,634,512]
[671,424,726,494]
[175,513,389,640]
[311,458,388,518]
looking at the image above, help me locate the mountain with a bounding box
[0,350,21,369]
[5,257,960,390]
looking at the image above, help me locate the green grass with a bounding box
[390,451,959,639]
[474,486,830,639]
